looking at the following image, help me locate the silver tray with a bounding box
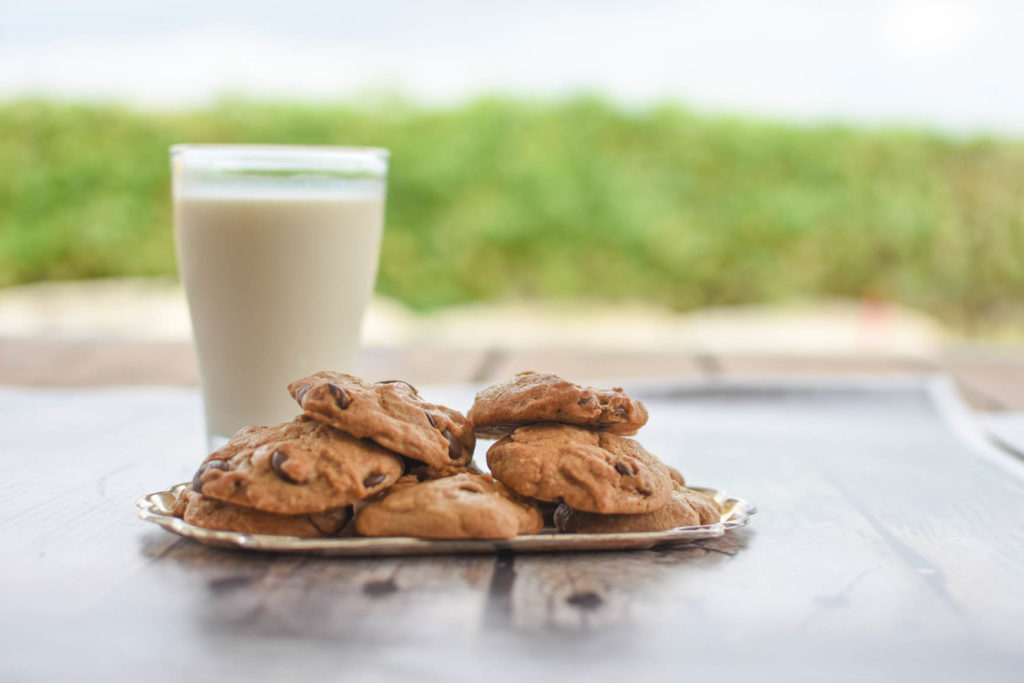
[137,484,756,556]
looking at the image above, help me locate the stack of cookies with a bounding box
[173,371,542,540]
[172,369,718,541]
[469,372,721,533]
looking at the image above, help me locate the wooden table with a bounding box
[3,376,1024,682]
[5,339,1024,411]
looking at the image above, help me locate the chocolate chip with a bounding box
[270,450,301,484]
[579,396,596,406]
[615,462,634,476]
[192,459,229,493]
[638,488,653,497]
[363,579,398,597]
[208,576,252,593]
[376,379,418,394]
[425,411,438,429]
[444,428,462,462]
[308,515,338,536]
[613,405,628,417]
[567,591,603,610]
[295,383,310,404]
[363,472,387,488]
[327,383,350,409]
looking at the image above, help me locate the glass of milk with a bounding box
[170,145,388,452]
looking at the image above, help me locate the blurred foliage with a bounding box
[1,96,1023,328]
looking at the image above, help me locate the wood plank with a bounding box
[113,541,497,640]
[711,352,1024,412]
[940,354,1024,411]
[712,353,936,377]
[3,335,1023,419]
[0,340,488,388]
[632,383,1024,649]
[2,382,1024,681]
[0,388,205,620]
[0,338,199,386]
[503,392,974,649]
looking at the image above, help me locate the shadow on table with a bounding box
[136,528,752,638]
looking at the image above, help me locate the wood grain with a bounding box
[0,339,200,386]
[0,341,491,388]
[4,337,1024,411]
[940,354,1024,411]
[2,381,1023,681]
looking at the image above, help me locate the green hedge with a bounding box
[2,96,1023,328]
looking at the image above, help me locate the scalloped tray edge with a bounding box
[137,484,756,556]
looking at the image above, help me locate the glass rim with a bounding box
[170,144,390,160]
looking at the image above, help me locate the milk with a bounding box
[173,190,384,444]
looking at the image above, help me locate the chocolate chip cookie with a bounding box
[173,486,351,537]
[486,423,672,514]
[354,473,543,539]
[468,371,649,438]
[288,372,475,468]
[192,416,403,515]
[554,485,721,533]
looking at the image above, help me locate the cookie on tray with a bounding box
[288,372,475,469]
[468,371,649,438]
[173,486,351,537]
[554,485,721,534]
[192,416,403,515]
[667,465,686,487]
[486,423,673,514]
[354,472,543,540]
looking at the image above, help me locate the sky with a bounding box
[2,0,1023,134]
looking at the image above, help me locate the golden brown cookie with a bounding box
[667,465,686,487]
[288,372,475,468]
[486,423,673,514]
[192,416,403,515]
[554,485,721,533]
[468,371,649,438]
[354,473,543,539]
[173,486,351,537]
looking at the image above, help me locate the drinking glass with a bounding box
[171,145,388,452]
